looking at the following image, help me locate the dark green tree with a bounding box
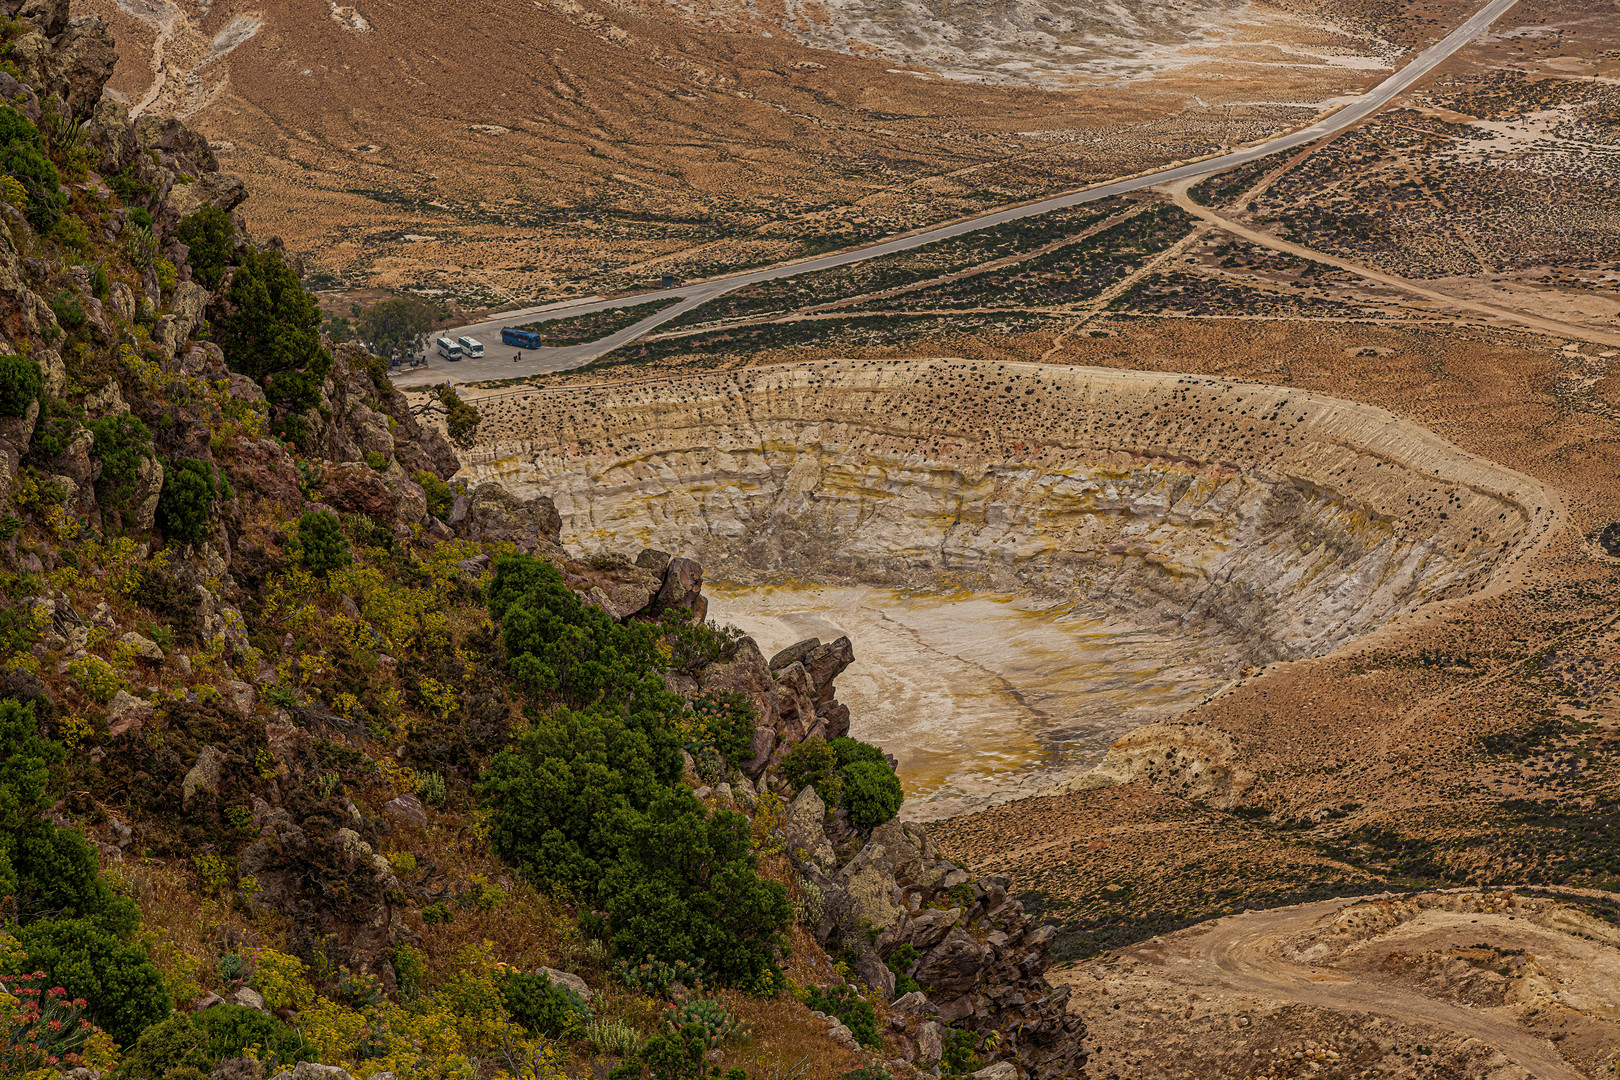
[358,295,438,358]
[175,206,236,292]
[840,760,902,830]
[87,414,154,530]
[155,458,217,546]
[0,354,41,416]
[0,106,65,230]
[296,510,352,577]
[217,248,331,446]
[0,698,170,1046]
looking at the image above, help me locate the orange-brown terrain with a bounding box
[81,0,1490,307]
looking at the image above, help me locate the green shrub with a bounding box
[499,971,592,1038]
[690,691,755,765]
[50,214,90,256]
[831,737,887,769]
[804,984,878,1047]
[478,555,791,988]
[0,354,40,415]
[613,957,707,997]
[175,205,235,292]
[437,385,479,449]
[415,470,454,521]
[0,106,65,230]
[156,458,217,545]
[219,248,331,441]
[841,760,902,831]
[584,1018,641,1058]
[87,414,154,529]
[886,944,920,996]
[639,1026,709,1080]
[193,1004,316,1066]
[782,737,839,804]
[107,1013,209,1080]
[296,510,352,577]
[660,995,742,1048]
[14,917,170,1047]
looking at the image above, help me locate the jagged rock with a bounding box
[117,631,163,661]
[908,907,963,950]
[892,990,932,1016]
[536,966,591,1003]
[635,547,670,575]
[181,745,227,808]
[768,638,821,670]
[453,483,562,549]
[837,838,907,933]
[855,950,897,1000]
[914,927,987,996]
[654,556,706,622]
[971,1064,1017,1080]
[778,785,836,871]
[916,1021,943,1065]
[225,680,256,715]
[321,462,397,520]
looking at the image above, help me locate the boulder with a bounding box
[321,462,397,521]
[654,556,705,621]
[383,793,427,827]
[106,689,151,736]
[210,1058,263,1080]
[181,745,227,808]
[971,1064,1018,1080]
[907,907,963,950]
[453,483,562,549]
[778,785,836,871]
[836,838,907,933]
[915,1021,943,1066]
[118,631,164,661]
[536,966,592,1003]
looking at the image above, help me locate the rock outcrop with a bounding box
[783,799,1087,1078]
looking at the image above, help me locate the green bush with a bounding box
[0,106,65,230]
[218,248,331,443]
[841,760,902,831]
[804,984,879,1047]
[690,691,756,765]
[415,470,454,521]
[499,971,592,1038]
[478,556,791,988]
[296,510,352,577]
[781,737,839,804]
[0,354,40,416]
[107,1013,209,1080]
[156,458,217,545]
[88,414,154,530]
[831,737,887,769]
[13,917,170,1047]
[175,206,235,292]
[192,1004,316,1067]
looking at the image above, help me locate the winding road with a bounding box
[399,0,1524,388]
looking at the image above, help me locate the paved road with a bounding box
[396,0,1521,388]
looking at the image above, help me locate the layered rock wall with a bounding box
[459,359,1556,663]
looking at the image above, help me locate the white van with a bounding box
[436,336,462,361]
[458,336,484,358]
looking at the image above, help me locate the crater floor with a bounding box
[706,582,1230,817]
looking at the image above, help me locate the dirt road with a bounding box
[1055,891,1620,1079]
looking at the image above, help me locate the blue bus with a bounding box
[501,327,545,349]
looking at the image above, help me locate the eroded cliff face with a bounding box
[457,359,1555,664]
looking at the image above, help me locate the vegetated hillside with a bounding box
[0,4,1085,1080]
